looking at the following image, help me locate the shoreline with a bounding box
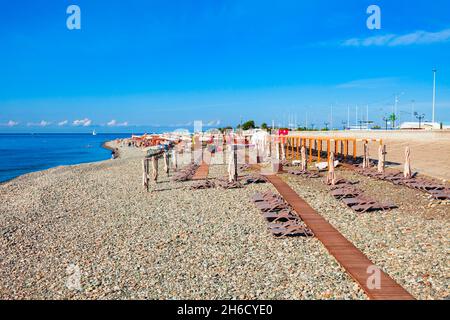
[0,139,121,186]
[102,140,120,159]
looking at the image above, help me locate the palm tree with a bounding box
[388,113,398,128]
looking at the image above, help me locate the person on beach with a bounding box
[111,148,119,159]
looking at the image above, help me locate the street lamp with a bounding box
[382,116,389,130]
[414,112,425,129]
[432,69,437,123]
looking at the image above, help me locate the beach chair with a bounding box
[262,209,298,222]
[287,169,304,176]
[251,191,283,202]
[351,201,397,213]
[428,189,450,200]
[255,200,290,212]
[325,178,358,186]
[243,174,268,185]
[190,180,215,190]
[268,224,314,238]
[330,187,362,199]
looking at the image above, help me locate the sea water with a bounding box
[0,133,132,183]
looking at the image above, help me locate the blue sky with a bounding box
[1,0,450,132]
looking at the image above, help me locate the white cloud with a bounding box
[342,28,450,47]
[107,119,128,127]
[336,77,399,89]
[58,120,68,126]
[73,118,92,126]
[206,120,221,126]
[390,29,450,46]
[27,120,51,127]
[0,120,19,127]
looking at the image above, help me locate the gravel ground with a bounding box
[281,167,449,300]
[0,143,366,300]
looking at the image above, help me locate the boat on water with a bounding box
[92,130,97,136]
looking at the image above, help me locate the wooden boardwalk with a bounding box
[265,174,414,300]
[192,162,209,180]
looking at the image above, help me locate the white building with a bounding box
[400,122,449,130]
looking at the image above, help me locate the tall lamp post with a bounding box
[382,116,389,131]
[432,69,437,124]
[414,112,425,129]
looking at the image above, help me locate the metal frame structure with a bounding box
[279,136,383,163]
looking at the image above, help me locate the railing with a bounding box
[279,136,383,163]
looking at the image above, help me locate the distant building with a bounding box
[348,125,369,131]
[399,122,449,130]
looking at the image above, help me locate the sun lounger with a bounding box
[351,201,397,213]
[255,200,290,212]
[243,174,268,185]
[262,209,298,222]
[172,163,199,181]
[250,191,315,238]
[330,188,362,199]
[341,196,373,207]
[251,191,280,200]
[190,180,215,190]
[267,219,303,229]
[268,224,314,238]
[216,179,243,189]
[428,189,450,200]
[287,169,321,178]
[325,178,359,186]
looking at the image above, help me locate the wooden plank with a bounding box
[192,161,209,180]
[264,174,414,300]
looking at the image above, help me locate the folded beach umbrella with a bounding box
[227,144,236,182]
[327,152,336,185]
[378,144,385,173]
[276,141,280,160]
[152,157,158,181]
[404,146,412,178]
[171,148,178,170]
[142,159,149,190]
[163,151,169,176]
[363,142,370,169]
[301,146,307,171]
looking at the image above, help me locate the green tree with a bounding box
[261,122,268,130]
[388,113,398,128]
[241,120,255,130]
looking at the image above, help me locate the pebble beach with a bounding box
[0,139,448,300]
